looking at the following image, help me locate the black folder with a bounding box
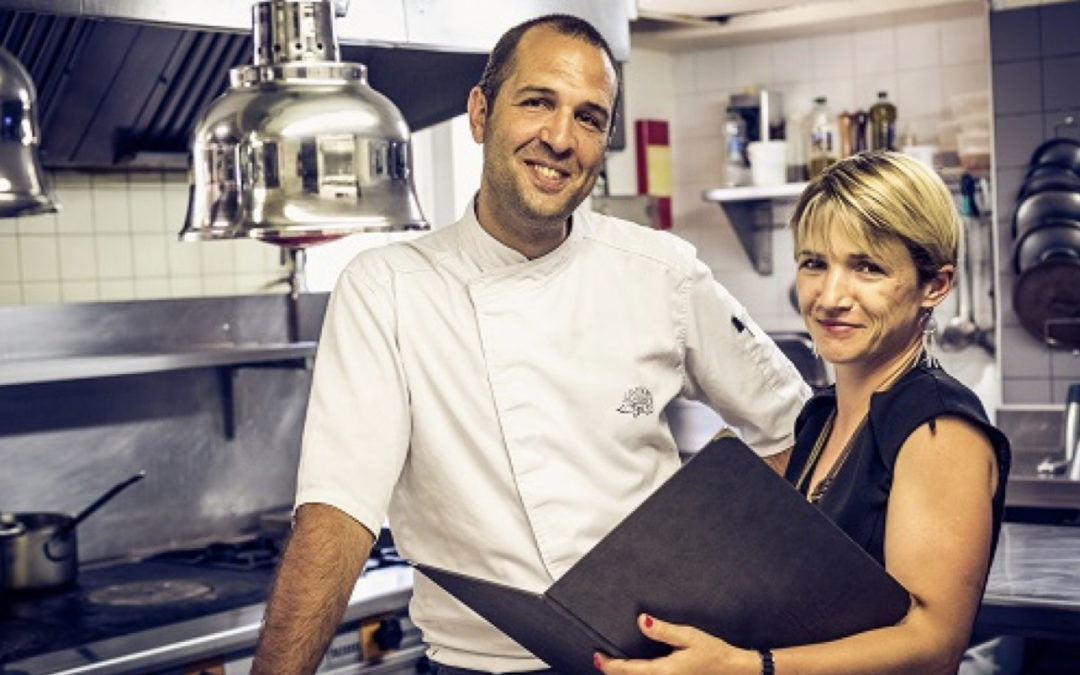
[415,434,910,673]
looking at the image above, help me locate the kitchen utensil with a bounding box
[0,471,146,592]
[942,174,995,352]
[1012,222,1080,273]
[1011,189,1080,239]
[53,471,146,540]
[1066,384,1080,480]
[940,215,979,350]
[1012,257,1080,347]
[1029,138,1080,174]
[1019,165,1080,201]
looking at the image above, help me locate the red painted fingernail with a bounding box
[643,614,654,628]
[594,652,603,669]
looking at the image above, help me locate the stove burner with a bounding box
[148,537,281,570]
[87,580,216,606]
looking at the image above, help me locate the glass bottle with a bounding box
[837,111,853,158]
[869,91,897,151]
[784,111,808,182]
[808,96,836,179]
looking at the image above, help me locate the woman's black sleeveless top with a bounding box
[783,363,1011,567]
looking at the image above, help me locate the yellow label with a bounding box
[645,145,672,196]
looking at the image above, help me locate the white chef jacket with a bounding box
[296,201,811,672]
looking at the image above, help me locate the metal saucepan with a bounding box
[0,471,145,592]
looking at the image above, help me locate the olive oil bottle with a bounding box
[869,91,897,151]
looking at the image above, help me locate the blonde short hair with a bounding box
[789,151,959,283]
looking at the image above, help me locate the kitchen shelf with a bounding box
[0,342,318,439]
[702,182,808,275]
[0,342,318,387]
[702,183,808,203]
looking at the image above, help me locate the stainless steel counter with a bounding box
[1,566,415,675]
[977,523,1080,641]
[1005,475,1080,511]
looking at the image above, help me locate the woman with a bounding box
[596,152,1010,675]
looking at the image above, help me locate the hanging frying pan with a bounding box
[1014,257,1080,347]
[1028,138,1080,174]
[1013,221,1080,273]
[1018,165,1080,201]
[1011,189,1080,239]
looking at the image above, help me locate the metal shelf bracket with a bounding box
[218,357,313,440]
[702,184,805,277]
[717,199,785,275]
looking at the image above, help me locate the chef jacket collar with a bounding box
[462,195,584,274]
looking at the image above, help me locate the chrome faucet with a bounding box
[1037,384,1080,479]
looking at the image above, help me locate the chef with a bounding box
[251,13,809,675]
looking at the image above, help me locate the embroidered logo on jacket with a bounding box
[617,386,654,418]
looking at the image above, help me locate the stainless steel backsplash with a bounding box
[0,293,329,563]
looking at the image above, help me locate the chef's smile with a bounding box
[526,158,571,188]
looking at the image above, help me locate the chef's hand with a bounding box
[593,614,759,674]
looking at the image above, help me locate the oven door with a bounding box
[318,612,428,674]
[213,611,428,675]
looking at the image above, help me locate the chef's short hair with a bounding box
[477,14,619,130]
[790,151,959,283]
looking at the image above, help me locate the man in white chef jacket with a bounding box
[252,13,810,675]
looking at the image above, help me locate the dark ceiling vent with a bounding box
[0,9,486,169]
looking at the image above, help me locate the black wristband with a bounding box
[759,649,775,675]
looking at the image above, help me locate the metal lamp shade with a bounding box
[180,0,428,247]
[0,46,58,217]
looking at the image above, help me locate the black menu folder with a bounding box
[415,434,910,673]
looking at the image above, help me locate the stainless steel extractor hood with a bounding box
[0,0,630,170]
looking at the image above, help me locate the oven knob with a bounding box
[373,617,403,650]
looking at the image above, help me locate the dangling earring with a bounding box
[921,310,938,368]
[810,340,819,358]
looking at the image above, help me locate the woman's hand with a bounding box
[593,614,759,674]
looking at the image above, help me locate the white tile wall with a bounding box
[0,171,285,305]
[811,34,855,82]
[854,28,896,76]
[771,38,813,85]
[734,43,774,85]
[692,48,733,93]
